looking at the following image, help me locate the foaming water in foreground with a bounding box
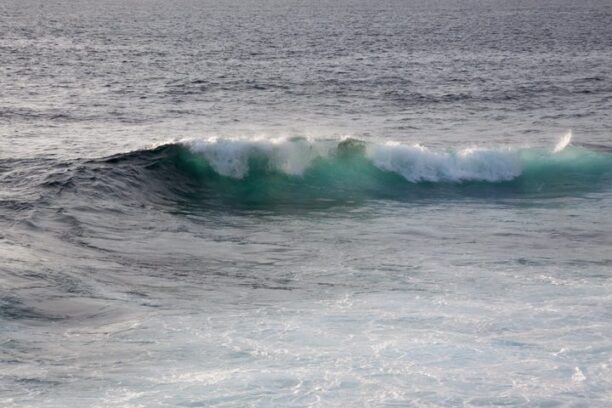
[2,194,612,406]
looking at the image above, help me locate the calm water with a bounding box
[1,0,612,406]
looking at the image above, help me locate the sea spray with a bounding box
[175,135,612,185]
[553,130,573,153]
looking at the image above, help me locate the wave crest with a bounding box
[183,137,528,183]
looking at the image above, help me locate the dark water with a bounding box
[2,0,612,406]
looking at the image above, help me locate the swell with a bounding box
[6,136,612,212]
[100,136,612,205]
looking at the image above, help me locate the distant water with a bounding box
[2,0,612,406]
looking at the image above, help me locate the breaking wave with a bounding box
[67,134,611,208]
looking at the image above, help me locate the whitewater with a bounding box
[176,131,605,185]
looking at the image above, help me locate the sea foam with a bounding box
[187,137,336,178]
[184,137,526,183]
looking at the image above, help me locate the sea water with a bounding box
[1,0,612,406]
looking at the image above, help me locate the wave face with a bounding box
[83,137,612,209]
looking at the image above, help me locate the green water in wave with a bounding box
[152,143,612,206]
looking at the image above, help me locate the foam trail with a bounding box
[553,130,572,153]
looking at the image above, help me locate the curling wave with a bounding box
[77,134,612,208]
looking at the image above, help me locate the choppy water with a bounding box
[2,0,612,406]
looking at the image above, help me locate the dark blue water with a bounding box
[1,0,612,406]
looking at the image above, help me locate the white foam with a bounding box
[366,142,522,182]
[183,137,525,182]
[186,137,335,178]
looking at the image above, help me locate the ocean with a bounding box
[1,0,612,406]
